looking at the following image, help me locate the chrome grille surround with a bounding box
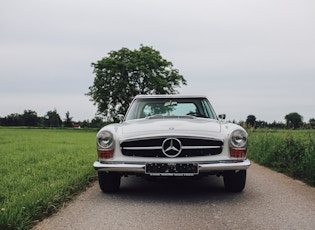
[120,137,223,158]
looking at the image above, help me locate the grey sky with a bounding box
[1,0,314,122]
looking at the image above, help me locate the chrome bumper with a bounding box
[93,159,250,173]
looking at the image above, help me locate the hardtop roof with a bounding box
[134,94,207,99]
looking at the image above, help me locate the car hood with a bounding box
[118,118,223,140]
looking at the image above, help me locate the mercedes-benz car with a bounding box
[93,95,250,193]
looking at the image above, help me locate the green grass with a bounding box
[247,129,315,186]
[1,127,314,229]
[0,128,98,230]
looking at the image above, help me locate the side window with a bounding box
[201,99,216,119]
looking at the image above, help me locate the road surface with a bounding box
[33,162,315,230]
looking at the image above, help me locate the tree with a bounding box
[1,113,22,126]
[90,116,106,128]
[45,109,62,127]
[63,111,73,127]
[246,115,256,127]
[22,110,38,126]
[284,112,303,129]
[309,118,315,129]
[87,45,187,120]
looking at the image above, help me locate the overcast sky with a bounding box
[1,0,314,123]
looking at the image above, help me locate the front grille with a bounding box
[120,137,223,158]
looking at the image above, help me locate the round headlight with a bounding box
[230,130,247,148]
[97,131,114,148]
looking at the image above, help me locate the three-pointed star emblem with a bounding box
[162,138,182,157]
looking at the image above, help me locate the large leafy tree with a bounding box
[87,45,187,120]
[284,112,303,129]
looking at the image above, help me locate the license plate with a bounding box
[145,163,199,176]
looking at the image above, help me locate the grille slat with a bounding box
[121,137,223,157]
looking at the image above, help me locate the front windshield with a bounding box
[125,97,217,121]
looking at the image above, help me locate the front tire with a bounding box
[223,170,246,192]
[98,171,121,193]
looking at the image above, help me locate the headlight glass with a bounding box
[230,130,247,148]
[97,131,114,148]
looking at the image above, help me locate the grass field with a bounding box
[1,127,314,229]
[0,128,98,230]
[247,129,315,186]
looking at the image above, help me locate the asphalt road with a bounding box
[33,163,315,230]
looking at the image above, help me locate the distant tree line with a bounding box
[0,109,108,128]
[1,109,314,129]
[244,112,315,129]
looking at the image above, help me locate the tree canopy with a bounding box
[44,109,62,127]
[285,112,303,129]
[87,45,187,120]
[63,111,73,127]
[246,115,256,127]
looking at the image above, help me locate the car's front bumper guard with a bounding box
[93,159,250,173]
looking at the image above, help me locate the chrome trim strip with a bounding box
[181,146,221,149]
[94,159,250,172]
[122,146,222,150]
[122,146,162,150]
[120,136,224,144]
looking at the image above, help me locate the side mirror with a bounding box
[218,114,226,120]
[117,114,124,123]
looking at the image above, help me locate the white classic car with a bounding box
[93,95,250,193]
